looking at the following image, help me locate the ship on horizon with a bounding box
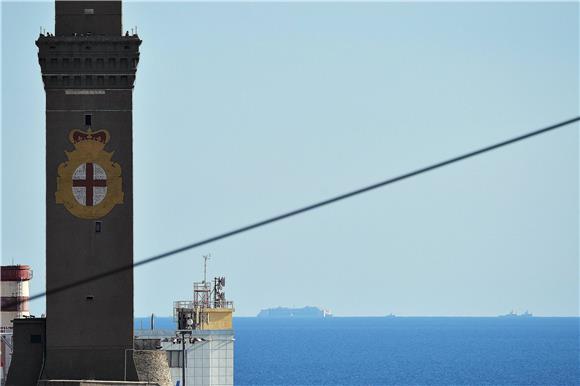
[257,306,333,318]
[498,310,533,318]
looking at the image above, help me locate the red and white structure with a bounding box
[1,265,32,327]
[1,265,33,384]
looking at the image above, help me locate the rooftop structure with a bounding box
[174,277,235,331]
[135,329,234,386]
[135,264,235,386]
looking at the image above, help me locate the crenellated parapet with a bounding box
[36,35,141,89]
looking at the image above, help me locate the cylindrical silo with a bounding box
[1,265,33,329]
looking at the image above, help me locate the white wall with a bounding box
[163,333,234,386]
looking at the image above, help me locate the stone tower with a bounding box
[36,0,140,380]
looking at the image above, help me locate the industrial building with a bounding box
[136,275,235,386]
[1,265,33,385]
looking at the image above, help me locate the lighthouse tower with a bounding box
[34,0,141,380]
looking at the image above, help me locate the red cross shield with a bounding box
[56,128,123,219]
[72,162,108,206]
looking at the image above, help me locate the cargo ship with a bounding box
[498,310,533,318]
[257,306,332,318]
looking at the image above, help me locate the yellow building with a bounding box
[199,307,234,330]
[174,276,234,331]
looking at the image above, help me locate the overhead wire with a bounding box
[20,116,580,306]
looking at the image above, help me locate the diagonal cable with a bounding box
[21,116,580,306]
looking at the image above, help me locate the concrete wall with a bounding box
[5,318,46,386]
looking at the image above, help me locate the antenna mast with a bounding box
[203,254,211,284]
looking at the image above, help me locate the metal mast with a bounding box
[203,254,211,284]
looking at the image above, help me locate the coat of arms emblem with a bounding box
[55,129,123,219]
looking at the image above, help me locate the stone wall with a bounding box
[133,350,172,386]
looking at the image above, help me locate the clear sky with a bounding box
[1,1,578,317]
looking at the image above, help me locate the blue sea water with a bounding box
[135,316,580,385]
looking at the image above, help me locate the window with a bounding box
[166,351,183,368]
[120,58,128,69]
[73,58,81,68]
[84,8,94,14]
[85,58,92,68]
[85,114,92,126]
[96,58,104,69]
[108,58,116,68]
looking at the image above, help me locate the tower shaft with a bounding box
[36,0,140,380]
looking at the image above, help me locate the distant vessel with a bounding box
[498,310,533,318]
[385,313,396,318]
[257,306,332,318]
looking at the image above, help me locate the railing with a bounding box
[193,282,210,292]
[173,299,234,316]
[212,300,234,309]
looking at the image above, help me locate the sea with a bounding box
[134,316,580,385]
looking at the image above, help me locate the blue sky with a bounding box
[1,1,578,317]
